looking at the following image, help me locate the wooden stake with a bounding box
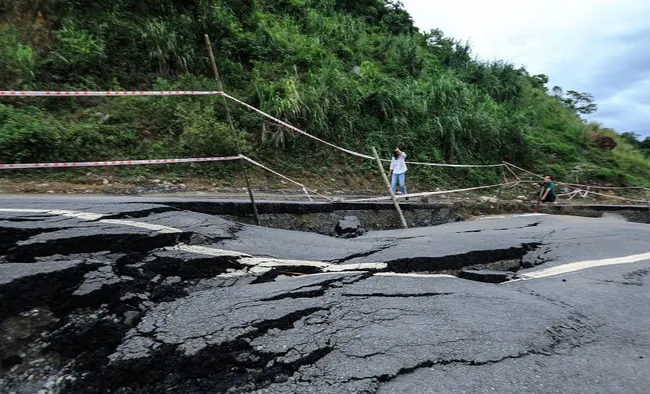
[371,146,407,229]
[496,166,507,213]
[645,189,650,221]
[204,34,260,226]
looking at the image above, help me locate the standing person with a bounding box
[539,175,557,203]
[389,147,408,196]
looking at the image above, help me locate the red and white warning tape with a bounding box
[0,156,242,170]
[0,90,222,97]
[0,154,331,201]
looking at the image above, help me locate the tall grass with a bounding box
[1,0,649,187]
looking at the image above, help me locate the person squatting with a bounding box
[538,175,557,203]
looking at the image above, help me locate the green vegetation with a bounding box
[1,0,649,189]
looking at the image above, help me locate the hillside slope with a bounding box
[1,0,649,190]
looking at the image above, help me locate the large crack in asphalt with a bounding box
[383,242,541,276]
[7,232,184,263]
[96,206,178,220]
[0,227,64,256]
[0,208,603,394]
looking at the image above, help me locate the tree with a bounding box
[529,74,549,91]
[562,90,597,115]
[381,0,416,35]
[424,28,444,47]
[639,136,650,158]
[640,136,650,150]
[552,87,597,115]
[619,132,641,147]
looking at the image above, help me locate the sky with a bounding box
[401,0,650,138]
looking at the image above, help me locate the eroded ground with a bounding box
[1,198,649,394]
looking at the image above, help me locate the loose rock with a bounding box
[334,216,366,238]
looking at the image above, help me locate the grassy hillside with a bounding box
[1,0,649,189]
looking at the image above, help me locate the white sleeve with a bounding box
[390,158,395,170]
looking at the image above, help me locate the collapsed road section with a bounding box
[1,203,649,393]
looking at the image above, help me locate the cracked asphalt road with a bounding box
[0,196,649,394]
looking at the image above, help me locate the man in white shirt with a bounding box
[389,147,408,196]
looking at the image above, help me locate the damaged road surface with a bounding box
[1,198,649,394]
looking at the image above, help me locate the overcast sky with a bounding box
[401,0,650,138]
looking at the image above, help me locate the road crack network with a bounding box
[2,205,647,394]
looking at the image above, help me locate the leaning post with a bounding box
[371,146,407,229]
[645,188,650,220]
[204,34,260,226]
[496,166,508,214]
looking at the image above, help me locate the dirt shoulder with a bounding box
[1,176,647,207]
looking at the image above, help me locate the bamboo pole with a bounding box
[204,34,260,226]
[645,189,650,221]
[496,166,507,214]
[371,147,407,229]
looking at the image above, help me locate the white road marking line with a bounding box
[0,208,47,213]
[0,208,104,221]
[374,273,457,279]
[172,244,250,258]
[100,219,182,234]
[240,257,331,269]
[157,244,390,273]
[478,213,547,220]
[325,262,388,272]
[2,208,393,275]
[0,208,181,233]
[516,252,650,280]
[9,208,647,283]
[51,210,106,221]
[237,257,388,273]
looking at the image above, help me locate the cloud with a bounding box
[584,30,650,97]
[588,78,650,136]
[401,0,650,137]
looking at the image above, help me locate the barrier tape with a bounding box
[0,156,242,170]
[504,162,649,191]
[504,162,650,201]
[399,160,503,168]
[561,183,648,191]
[0,90,222,97]
[559,187,648,204]
[557,189,591,199]
[343,181,517,203]
[503,162,521,181]
[0,154,328,202]
[502,162,544,180]
[221,92,505,168]
[242,156,332,201]
[221,93,373,160]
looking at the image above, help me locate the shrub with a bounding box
[0,27,36,87]
[0,105,62,163]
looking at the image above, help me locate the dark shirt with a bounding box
[539,182,556,202]
[541,181,556,198]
